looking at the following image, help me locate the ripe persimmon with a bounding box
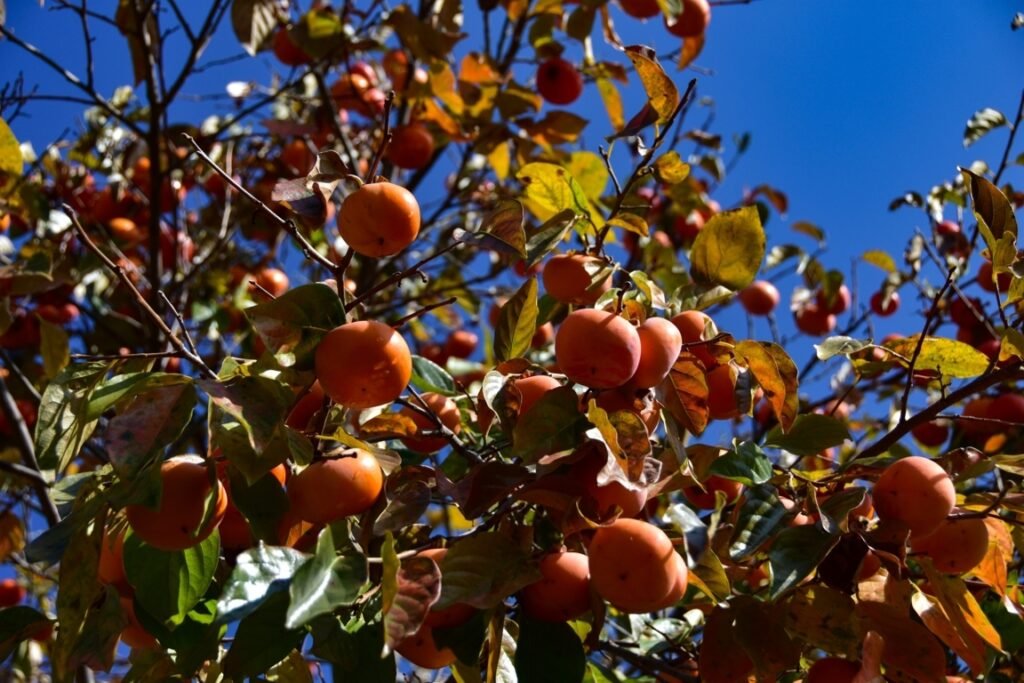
[631,317,683,389]
[794,304,836,336]
[570,445,647,518]
[386,122,435,170]
[98,530,128,592]
[738,280,780,316]
[653,551,688,610]
[806,657,861,683]
[620,0,660,19]
[513,374,561,415]
[286,381,326,431]
[272,28,310,66]
[873,456,955,537]
[255,267,289,297]
[588,518,680,613]
[398,392,462,453]
[281,140,315,175]
[108,217,144,244]
[536,58,583,106]
[314,320,412,409]
[682,475,743,510]
[960,396,999,437]
[669,310,716,368]
[125,456,227,551]
[977,260,1011,293]
[870,291,899,317]
[396,626,456,669]
[119,597,158,650]
[555,309,641,389]
[665,0,710,37]
[443,330,478,359]
[0,579,25,606]
[519,551,592,622]
[817,284,851,315]
[417,548,475,628]
[706,363,740,421]
[911,516,989,574]
[383,49,411,91]
[912,419,950,448]
[542,253,611,305]
[338,182,420,257]
[287,450,383,524]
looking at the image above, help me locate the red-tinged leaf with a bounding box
[106,378,196,477]
[657,353,709,436]
[699,605,754,683]
[920,558,1003,652]
[439,462,531,519]
[854,601,947,683]
[677,34,705,71]
[383,556,442,652]
[373,468,433,536]
[734,340,798,432]
[433,532,540,610]
[912,589,986,675]
[969,517,1013,596]
[853,631,885,683]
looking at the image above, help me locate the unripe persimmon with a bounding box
[396,626,456,669]
[338,182,420,257]
[555,309,641,389]
[125,456,227,551]
[911,516,989,574]
[513,374,561,415]
[669,310,716,368]
[873,456,955,537]
[519,551,592,622]
[255,267,289,297]
[665,0,711,37]
[386,122,435,170]
[314,321,412,409]
[272,27,310,66]
[870,291,899,317]
[398,392,461,453]
[536,57,583,106]
[631,317,683,389]
[588,518,680,613]
[794,304,836,336]
[119,597,158,650]
[287,450,383,524]
[806,657,861,683]
[738,280,780,316]
[683,475,743,510]
[417,548,475,628]
[706,363,740,421]
[443,330,478,359]
[620,0,660,19]
[542,253,611,305]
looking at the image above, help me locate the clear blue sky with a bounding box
[2,1,1022,349]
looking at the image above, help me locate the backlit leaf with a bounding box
[653,151,690,185]
[517,162,591,224]
[782,585,860,657]
[862,249,897,273]
[216,545,306,624]
[0,117,23,178]
[479,200,527,258]
[885,336,990,379]
[657,353,709,436]
[493,276,538,362]
[962,168,1018,253]
[230,0,278,56]
[690,206,766,291]
[39,318,69,379]
[623,45,679,122]
[969,517,1013,596]
[963,107,1008,147]
[286,526,368,628]
[734,340,798,432]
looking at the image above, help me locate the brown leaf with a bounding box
[732,596,801,679]
[734,341,798,432]
[383,556,442,651]
[699,604,754,683]
[968,517,1013,596]
[359,412,419,441]
[0,511,25,561]
[657,353,709,436]
[782,585,860,657]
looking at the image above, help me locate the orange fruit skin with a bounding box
[806,657,860,683]
[594,387,661,434]
[570,448,647,518]
[542,254,611,305]
[98,530,129,593]
[386,123,435,170]
[286,381,326,431]
[255,267,289,297]
[555,309,641,389]
[0,579,26,606]
[287,451,383,524]
[281,139,316,175]
[631,317,683,389]
[706,363,740,420]
[417,548,475,629]
[738,280,780,316]
[620,0,660,19]
[443,330,478,359]
[665,0,710,37]
[396,625,456,669]
[669,310,716,368]
[873,456,955,538]
[911,516,989,574]
[588,518,679,613]
[125,457,227,551]
[119,597,158,650]
[519,551,592,622]
[513,375,561,416]
[108,217,144,244]
[817,284,851,315]
[653,551,688,610]
[315,321,412,409]
[536,58,583,105]
[794,304,837,336]
[272,28,310,67]
[338,182,420,257]
[399,392,462,453]
[682,475,743,510]
[978,260,1011,293]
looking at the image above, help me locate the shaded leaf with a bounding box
[782,585,860,657]
[124,530,219,625]
[479,200,526,257]
[729,484,790,560]
[106,377,195,477]
[0,606,50,663]
[494,277,538,362]
[514,617,585,683]
[962,168,1018,253]
[815,336,870,360]
[854,601,948,683]
[383,555,442,652]
[224,592,305,678]
[765,413,850,457]
[410,355,458,395]
[216,545,307,624]
[510,386,590,464]
[434,532,540,610]
[657,354,709,436]
[39,318,69,379]
[286,526,368,628]
[230,0,278,56]
[245,283,346,370]
[708,441,772,486]
[768,525,839,599]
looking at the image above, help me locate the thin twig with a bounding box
[0,375,59,526]
[392,297,457,327]
[345,241,463,311]
[899,267,956,423]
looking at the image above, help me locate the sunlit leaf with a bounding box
[690,206,766,291]
[885,336,990,379]
[623,45,679,122]
[493,277,538,362]
[734,340,798,432]
[963,107,1008,147]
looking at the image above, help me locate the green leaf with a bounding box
[0,606,49,663]
[0,117,23,178]
[962,168,1018,253]
[623,45,678,123]
[510,386,590,464]
[34,362,110,472]
[690,206,766,291]
[479,200,527,258]
[223,592,305,678]
[410,355,457,395]
[216,545,307,624]
[38,318,69,379]
[566,151,609,203]
[123,529,219,625]
[514,617,585,683]
[203,375,294,477]
[708,441,772,485]
[105,377,196,477]
[729,485,790,560]
[230,0,278,56]
[885,336,991,379]
[493,277,539,362]
[434,532,540,610]
[226,466,291,545]
[814,336,870,361]
[862,249,897,273]
[286,526,368,628]
[525,208,578,267]
[768,525,839,599]
[764,414,850,458]
[292,7,345,60]
[245,283,346,370]
[516,162,590,225]
[311,614,396,681]
[817,487,867,534]
[963,108,1008,147]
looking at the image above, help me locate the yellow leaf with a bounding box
[488,142,510,181]
[428,60,465,115]
[920,558,1003,652]
[885,336,990,379]
[516,162,590,223]
[912,589,986,675]
[690,206,766,291]
[653,151,690,185]
[596,77,625,131]
[968,517,1013,597]
[862,249,897,273]
[677,34,705,71]
[0,511,25,561]
[0,117,22,180]
[607,213,648,237]
[566,151,608,203]
[623,45,679,123]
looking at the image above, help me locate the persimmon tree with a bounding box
[0,1,1022,682]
